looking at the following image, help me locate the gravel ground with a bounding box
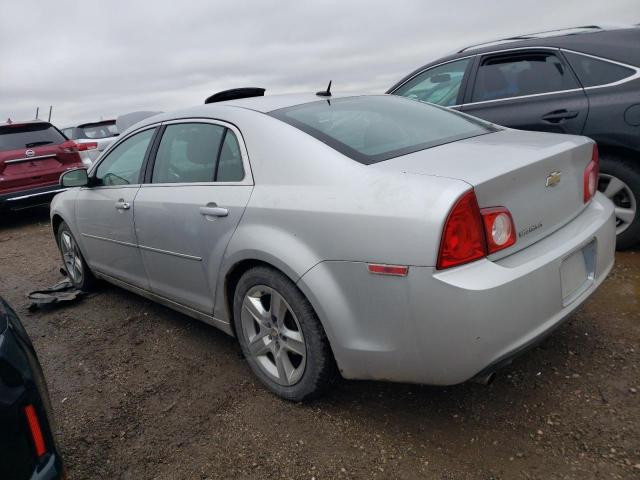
[1,207,639,480]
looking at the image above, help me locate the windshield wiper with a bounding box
[25,141,54,148]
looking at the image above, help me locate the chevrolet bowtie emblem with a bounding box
[545,171,561,187]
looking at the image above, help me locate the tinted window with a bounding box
[269,96,496,165]
[563,51,635,87]
[472,53,578,102]
[79,122,118,139]
[394,58,470,106]
[96,128,155,186]
[0,123,66,150]
[152,123,225,183]
[62,128,76,139]
[216,131,244,182]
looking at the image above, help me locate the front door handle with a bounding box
[199,203,228,217]
[541,109,579,123]
[115,200,130,210]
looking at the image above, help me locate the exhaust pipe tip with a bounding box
[471,371,496,385]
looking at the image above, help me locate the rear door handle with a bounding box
[115,200,130,210]
[541,109,579,123]
[199,203,228,217]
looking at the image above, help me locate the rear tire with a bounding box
[233,266,338,401]
[56,221,95,291]
[598,156,640,250]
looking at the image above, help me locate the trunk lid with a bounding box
[374,129,594,256]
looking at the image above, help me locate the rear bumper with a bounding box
[298,193,616,385]
[0,184,67,211]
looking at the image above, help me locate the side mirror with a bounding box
[431,73,451,84]
[60,168,89,188]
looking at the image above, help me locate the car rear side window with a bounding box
[269,96,495,165]
[0,123,66,150]
[472,52,579,102]
[563,51,636,87]
[216,131,245,182]
[96,128,155,186]
[152,123,226,184]
[393,58,470,107]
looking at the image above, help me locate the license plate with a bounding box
[560,240,596,305]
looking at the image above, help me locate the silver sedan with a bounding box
[51,93,616,400]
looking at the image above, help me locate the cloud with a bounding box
[1,0,637,125]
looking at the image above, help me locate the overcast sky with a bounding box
[1,0,638,126]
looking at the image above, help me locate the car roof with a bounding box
[388,26,640,92]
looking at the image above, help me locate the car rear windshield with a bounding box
[78,121,118,139]
[268,95,496,164]
[0,123,66,150]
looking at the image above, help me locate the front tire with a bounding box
[598,156,640,249]
[57,221,95,290]
[233,266,337,401]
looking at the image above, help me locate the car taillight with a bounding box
[437,190,486,270]
[24,404,46,457]
[480,207,516,254]
[437,190,517,270]
[76,142,98,151]
[583,144,599,203]
[60,140,79,153]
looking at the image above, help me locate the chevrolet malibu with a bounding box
[50,92,616,401]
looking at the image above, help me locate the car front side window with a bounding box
[472,52,579,102]
[393,58,470,107]
[95,128,155,186]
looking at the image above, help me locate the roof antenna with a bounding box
[316,80,332,97]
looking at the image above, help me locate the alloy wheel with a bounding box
[240,285,306,386]
[60,231,84,285]
[598,173,637,235]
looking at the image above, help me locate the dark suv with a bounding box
[388,25,640,248]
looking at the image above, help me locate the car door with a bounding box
[390,57,474,110]
[133,120,253,314]
[462,49,588,134]
[75,126,157,289]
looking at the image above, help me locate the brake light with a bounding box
[437,190,517,269]
[583,144,599,203]
[60,140,78,153]
[437,190,486,269]
[480,207,516,254]
[76,142,98,151]
[24,404,46,457]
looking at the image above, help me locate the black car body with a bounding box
[0,298,63,480]
[388,25,640,248]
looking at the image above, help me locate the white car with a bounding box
[61,120,119,166]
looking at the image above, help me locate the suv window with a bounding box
[0,123,66,150]
[563,51,635,87]
[152,123,225,183]
[79,122,118,139]
[472,52,578,102]
[393,58,470,106]
[96,128,155,186]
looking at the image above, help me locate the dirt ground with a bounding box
[0,207,638,480]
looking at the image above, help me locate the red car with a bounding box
[0,120,84,213]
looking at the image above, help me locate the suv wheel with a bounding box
[598,156,640,249]
[233,266,338,401]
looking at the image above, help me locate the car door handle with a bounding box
[115,200,130,210]
[199,204,228,217]
[541,109,579,123]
